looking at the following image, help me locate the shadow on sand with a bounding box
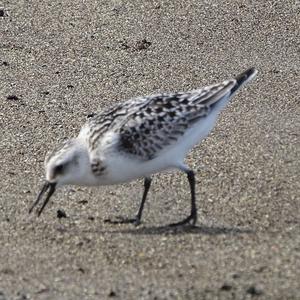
[103,224,254,236]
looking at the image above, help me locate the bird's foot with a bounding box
[168,214,197,227]
[104,216,141,226]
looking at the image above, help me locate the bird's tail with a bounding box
[230,67,258,95]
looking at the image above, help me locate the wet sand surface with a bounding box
[0,1,299,299]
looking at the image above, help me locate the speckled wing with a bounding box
[118,80,236,160]
[87,97,154,151]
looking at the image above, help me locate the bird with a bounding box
[29,68,257,226]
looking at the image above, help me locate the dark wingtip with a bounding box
[235,67,257,84]
[231,67,258,94]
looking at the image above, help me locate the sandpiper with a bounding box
[29,68,257,226]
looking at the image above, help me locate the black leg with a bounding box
[169,169,198,227]
[135,177,152,224]
[104,177,152,226]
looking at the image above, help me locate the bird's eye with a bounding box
[54,164,64,175]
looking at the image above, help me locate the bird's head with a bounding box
[29,139,90,216]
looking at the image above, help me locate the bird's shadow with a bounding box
[88,224,254,236]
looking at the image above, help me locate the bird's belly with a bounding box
[100,155,173,184]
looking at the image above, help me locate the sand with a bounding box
[0,0,299,299]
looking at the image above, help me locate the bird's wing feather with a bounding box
[117,79,236,160]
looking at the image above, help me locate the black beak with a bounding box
[29,181,57,217]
